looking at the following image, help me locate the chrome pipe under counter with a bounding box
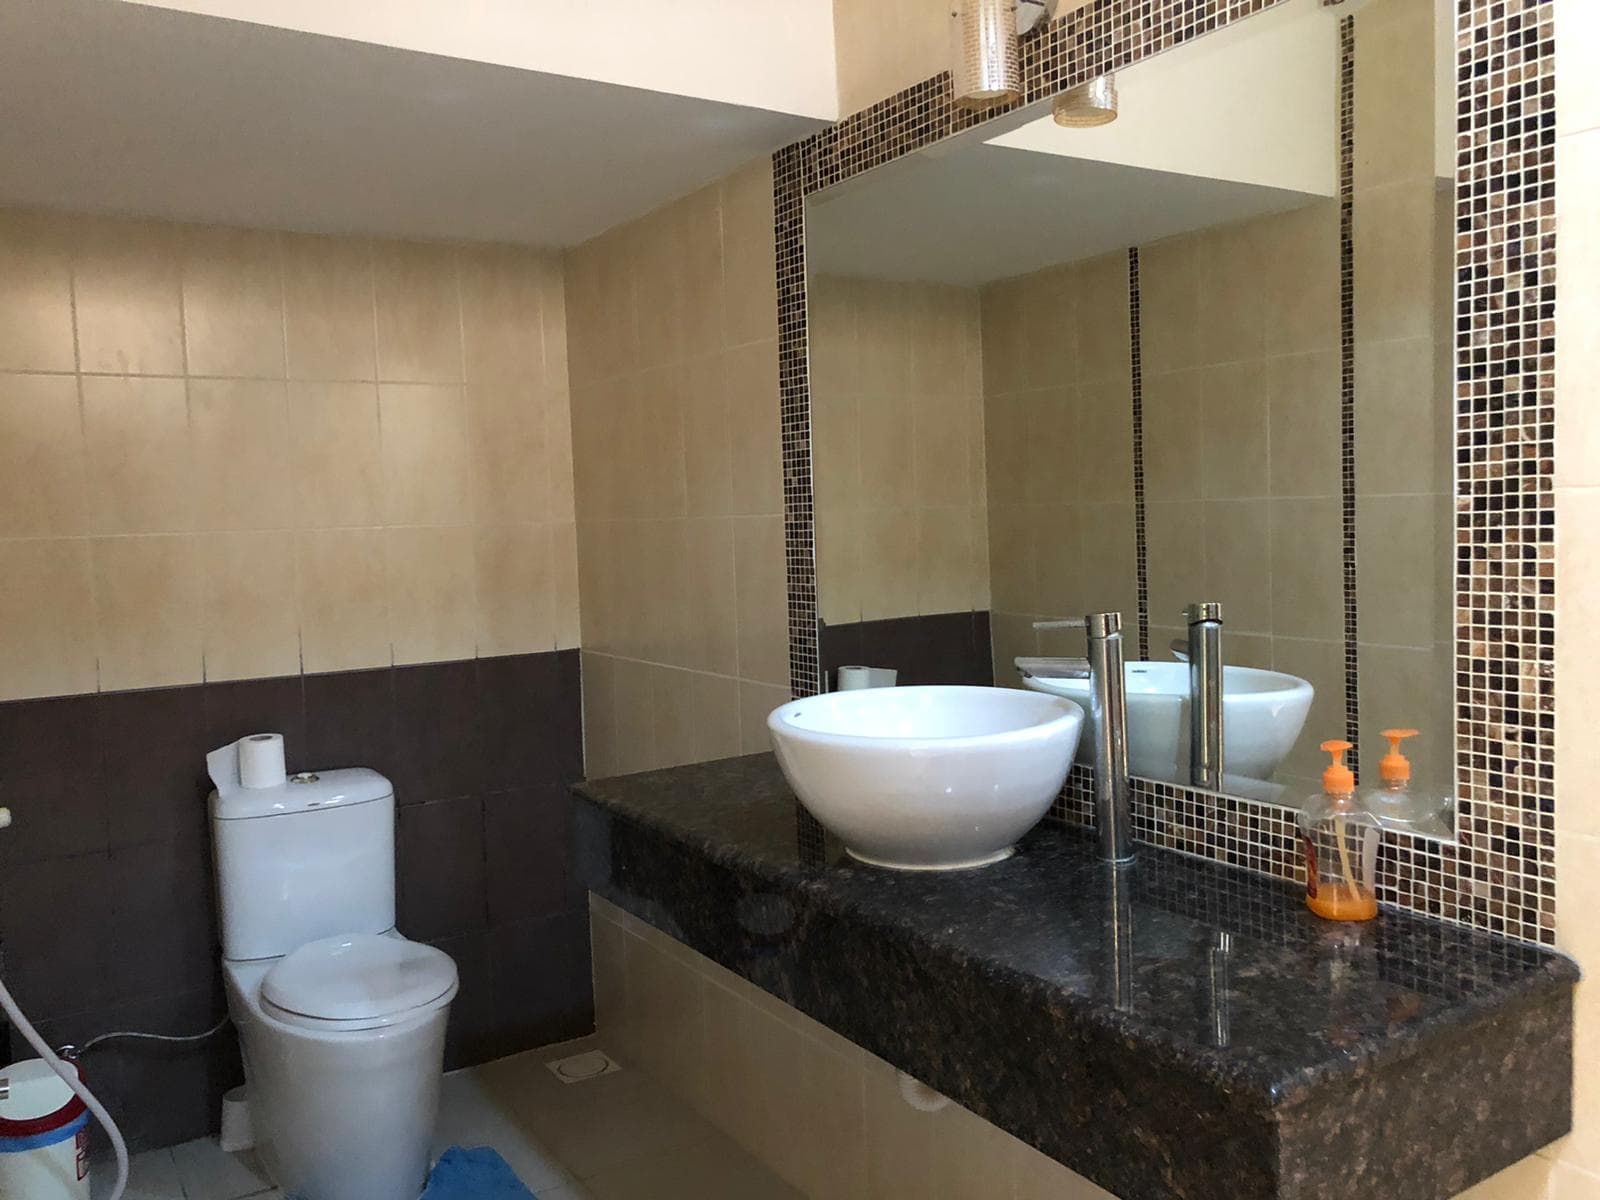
[573,754,1577,1200]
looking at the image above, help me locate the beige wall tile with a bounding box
[1146,501,1205,631]
[1077,501,1138,622]
[295,528,390,673]
[720,157,778,349]
[281,232,376,382]
[0,209,75,372]
[200,530,300,681]
[288,381,383,528]
[1260,201,1341,358]
[379,383,471,526]
[1268,497,1343,641]
[1355,492,1438,650]
[688,670,743,762]
[610,656,658,774]
[1270,635,1347,782]
[81,375,194,534]
[1203,499,1272,635]
[681,356,735,517]
[552,520,581,651]
[0,373,88,537]
[181,226,284,379]
[1142,369,1203,503]
[1073,253,1133,385]
[1353,179,1439,344]
[0,539,97,700]
[915,507,974,616]
[733,515,788,686]
[189,379,294,531]
[738,681,787,753]
[385,525,476,665]
[473,523,553,656]
[832,0,948,115]
[637,185,723,368]
[1077,381,1135,502]
[1198,361,1269,499]
[1034,504,1083,619]
[682,518,739,675]
[580,651,616,778]
[373,240,461,383]
[73,216,185,375]
[1138,234,1201,374]
[726,340,782,516]
[466,383,549,526]
[858,506,920,622]
[1195,223,1266,366]
[459,243,550,383]
[1352,0,1437,191]
[1267,351,1341,499]
[92,534,203,690]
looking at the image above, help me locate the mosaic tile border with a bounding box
[775,0,1558,943]
[1129,247,1150,663]
[1339,15,1361,763]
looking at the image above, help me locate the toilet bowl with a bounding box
[224,934,457,1200]
[209,767,457,1200]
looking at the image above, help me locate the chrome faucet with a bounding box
[1185,602,1224,791]
[1030,612,1134,864]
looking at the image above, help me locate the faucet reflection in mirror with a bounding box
[1028,613,1134,864]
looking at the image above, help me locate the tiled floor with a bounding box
[97,1036,801,1200]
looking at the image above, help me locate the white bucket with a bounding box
[0,1059,91,1200]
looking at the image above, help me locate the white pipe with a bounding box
[0,974,129,1200]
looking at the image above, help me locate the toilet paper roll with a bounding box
[837,666,898,691]
[238,733,287,789]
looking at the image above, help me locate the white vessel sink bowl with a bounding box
[767,686,1084,871]
[1020,661,1312,787]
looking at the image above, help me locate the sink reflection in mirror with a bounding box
[806,0,1455,836]
[1019,658,1313,803]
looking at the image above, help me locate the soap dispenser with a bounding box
[1299,740,1380,922]
[1365,728,1451,835]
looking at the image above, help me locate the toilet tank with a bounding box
[211,767,396,960]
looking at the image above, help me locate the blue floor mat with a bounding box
[421,1147,538,1199]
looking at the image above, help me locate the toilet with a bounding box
[210,767,458,1200]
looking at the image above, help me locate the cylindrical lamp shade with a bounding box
[951,0,1020,109]
[1052,74,1118,127]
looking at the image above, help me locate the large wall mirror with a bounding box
[805,0,1456,832]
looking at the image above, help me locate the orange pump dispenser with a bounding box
[1379,728,1418,785]
[1299,740,1379,922]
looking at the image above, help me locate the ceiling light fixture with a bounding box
[1052,73,1118,127]
[950,0,1020,110]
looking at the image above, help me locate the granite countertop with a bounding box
[574,753,1578,1200]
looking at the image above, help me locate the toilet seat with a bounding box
[259,934,457,1032]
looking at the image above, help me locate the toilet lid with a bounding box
[262,934,457,1022]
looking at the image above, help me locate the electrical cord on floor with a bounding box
[58,1015,232,1059]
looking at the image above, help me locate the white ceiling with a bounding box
[0,0,825,248]
[805,143,1325,287]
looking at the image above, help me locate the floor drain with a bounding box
[544,1049,621,1083]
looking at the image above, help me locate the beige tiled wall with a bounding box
[810,274,989,626]
[1350,0,1455,797]
[1135,200,1349,791]
[0,208,577,700]
[590,895,1114,1200]
[980,250,1137,689]
[566,158,788,776]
